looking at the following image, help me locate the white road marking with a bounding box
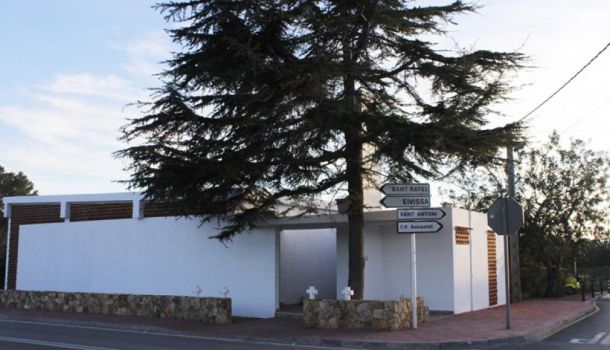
[0,335,120,350]
[601,333,610,345]
[570,332,607,344]
[0,318,357,350]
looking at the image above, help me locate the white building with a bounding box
[3,193,505,318]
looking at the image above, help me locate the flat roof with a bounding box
[2,192,399,229]
[3,192,143,205]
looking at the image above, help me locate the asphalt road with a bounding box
[0,319,355,350]
[0,296,608,349]
[494,294,610,350]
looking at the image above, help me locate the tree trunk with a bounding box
[341,16,365,300]
[506,146,522,303]
[509,234,522,302]
[343,73,365,299]
[345,127,365,299]
[545,265,560,297]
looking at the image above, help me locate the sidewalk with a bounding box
[0,295,601,349]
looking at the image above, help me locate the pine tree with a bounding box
[117,0,525,299]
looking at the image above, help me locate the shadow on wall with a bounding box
[280,229,337,305]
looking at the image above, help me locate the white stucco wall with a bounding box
[451,208,473,314]
[416,210,454,312]
[496,233,507,306]
[337,217,454,311]
[279,229,336,304]
[17,217,278,318]
[377,225,412,300]
[451,208,507,313]
[363,226,386,299]
[336,225,348,299]
[470,211,491,311]
[338,223,414,300]
[336,207,504,314]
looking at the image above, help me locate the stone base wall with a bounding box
[0,290,231,325]
[304,298,425,330]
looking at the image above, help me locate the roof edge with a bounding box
[2,192,143,205]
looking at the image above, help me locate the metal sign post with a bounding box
[411,233,417,329]
[487,197,524,330]
[503,234,511,329]
[500,199,511,329]
[380,183,437,330]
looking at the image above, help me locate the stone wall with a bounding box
[0,290,231,325]
[303,298,425,330]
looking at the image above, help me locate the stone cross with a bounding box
[342,287,354,301]
[220,286,230,298]
[306,286,318,300]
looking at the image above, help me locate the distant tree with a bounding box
[578,239,610,269]
[117,0,525,298]
[441,132,610,297]
[0,166,37,289]
[440,165,505,211]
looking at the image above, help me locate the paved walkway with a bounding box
[0,295,602,349]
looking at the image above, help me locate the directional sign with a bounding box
[397,208,446,220]
[397,221,442,233]
[380,196,430,208]
[487,197,524,235]
[380,183,430,196]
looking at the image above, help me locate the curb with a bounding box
[299,336,528,350]
[525,302,598,342]
[0,302,600,350]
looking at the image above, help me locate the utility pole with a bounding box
[506,146,521,303]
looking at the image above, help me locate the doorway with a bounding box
[279,229,337,310]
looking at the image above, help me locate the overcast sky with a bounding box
[1,1,609,195]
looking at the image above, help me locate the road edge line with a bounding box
[530,302,600,342]
[0,318,358,350]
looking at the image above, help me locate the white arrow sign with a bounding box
[397,208,446,220]
[380,183,430,196]
[380,196,430,208]
[397,221,442,233]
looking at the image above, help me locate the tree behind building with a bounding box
[441,132,610,297]
[0,166,37,289]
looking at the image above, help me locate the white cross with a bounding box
[220,286,230,298]
[342,287,354,301]
[306,286,319,300]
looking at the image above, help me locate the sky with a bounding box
[0,0,609,196]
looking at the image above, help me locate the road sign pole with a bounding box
[487,195,523,330]
[507,146,516,197]
[506,146,522,304]
[503,201,511,329]
[411,233,417,329]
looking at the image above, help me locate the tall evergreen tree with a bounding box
[118,0,525,298]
